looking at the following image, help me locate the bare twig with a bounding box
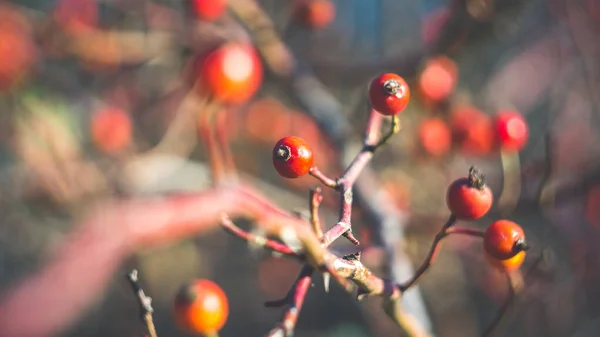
[220,215,300,257]
[127,269,158,337]
[309,187,324,240]
[399,215,457,291]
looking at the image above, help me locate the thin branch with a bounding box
[265,266,314,337]
[308,167,339,189]
[220,215,300,258]
[309,187,324,240]
[127,269,158,337]
[214,107,239,182]
[399,215,457,291]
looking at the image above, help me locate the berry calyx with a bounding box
[446,166,493,220]
[493,110,529,151]
[273,136,314,178]
[174,279,229,335]
[369,73,410,116]
[483,220,528,260]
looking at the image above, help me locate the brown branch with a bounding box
[399,215,457,291]
[309,187,324,240]
[127,270,158,337]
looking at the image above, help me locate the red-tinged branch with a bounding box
[308,167,338,189]
[0,185,332,337]
[399,215,457,291]
[266,266,314,337]
[220,215,301,258]
[214,107,238,182]
[127,270,158,337]
[322,113,400,247]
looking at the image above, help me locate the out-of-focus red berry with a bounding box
[450,106,494,155]
[493,110,529,151]
[418,56,458,102]
[418,117,452,156]
[197,43,263,105]
[192,0,227,21]
[174,279,229,335]
[295,0,336,29]
[369,73,411,116]
[90,107,133,154]
[446,166,493,220]
[53,0,98,35]
[244,98,291,143]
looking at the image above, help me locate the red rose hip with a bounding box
[446,166,493,220]
[494,110,529,151]
[174,279,229,334]
[295,0,336,29]
[368,73,410,116]
[191,0,227,21]
[484,219,528,260]
[273,136,313,178]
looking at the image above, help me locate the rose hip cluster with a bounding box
[447,166,529,271]
[272,72,528,275]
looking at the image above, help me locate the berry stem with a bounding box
[308,167,338,189]
[446,227,485,238]
[399,214,456,291]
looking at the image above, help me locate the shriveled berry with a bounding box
[273,136,313,178]
[484,220,528,260]
[446,166,493,220]
[368,73,410,116]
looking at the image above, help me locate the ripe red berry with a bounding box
[295,0,336,29]
[418,56,458,103]
[174,279,229,335]
[485,250,526,272]
[191,0,227,21]
[418,117,451,156]
[446,166,493,220]
[368,73,411,116]
[450,106,494,155]
[483,220,528,260]
[493,110,529,151]
[90,106,133,154]
[273,136,313,178]
[197,43,263,105]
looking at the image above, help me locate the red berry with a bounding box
[273,136,313,178]
[368,73,410,116]
[418,56,458,102]
[174,279,229,335]
[295,0,336,29]
[418,117,451,156]
[483,220,528,260]
[90,107,133,154]
[493,110,529,151]
[53,0,98,35]
[192,0,227,21]
[446,166,493,220]
[197,43,263,105]
[485,250,526,272]
[450,106,494,155]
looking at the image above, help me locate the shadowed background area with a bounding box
[0,0,600,337]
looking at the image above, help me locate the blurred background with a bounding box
[1,0,600,336]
